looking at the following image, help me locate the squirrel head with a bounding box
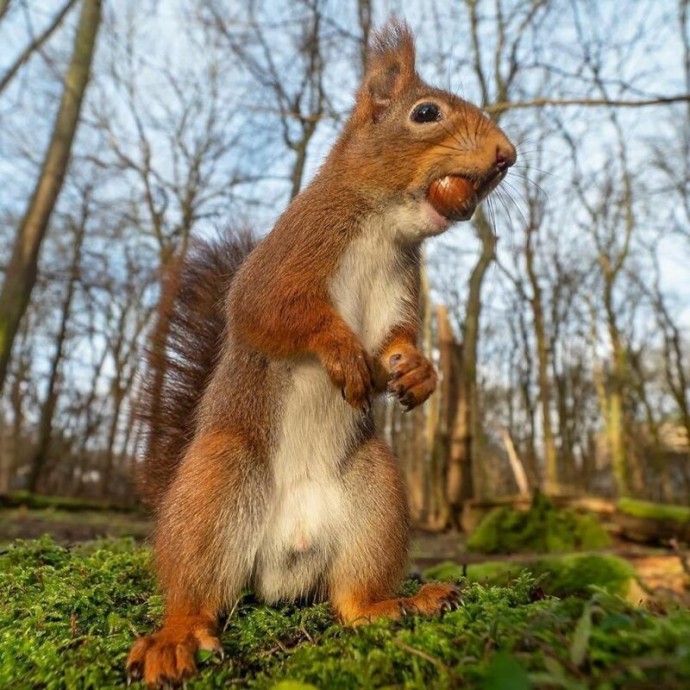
[331,20,516,237]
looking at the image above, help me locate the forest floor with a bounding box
[2,500,690,688]
[0,505,151,542]
[411,530,688,598]
[1,503,687,599]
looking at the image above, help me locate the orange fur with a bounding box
[333,583,460,625]
[127,610,219,686]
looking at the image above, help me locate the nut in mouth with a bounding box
[426,170,506,222]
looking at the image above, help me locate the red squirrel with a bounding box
[127,21,516,687]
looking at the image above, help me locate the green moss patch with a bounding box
[425,553,635,599]
[617,498,690,523]
[0,491,140,513]
[467,494,611,555]
[537,553,635,598]
[2,537,690,688]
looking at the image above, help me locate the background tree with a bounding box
[0,0,687,514]
[0,0,102,392]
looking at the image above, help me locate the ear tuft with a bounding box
[355,19,417,124]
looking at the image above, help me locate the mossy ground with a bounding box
[617,498,690,523]
[0,507,150,543]
[424,553,636,599]
[0,491,140,513]
[0,493,150,544]
[467,494,611,555]
[2,537,690,689]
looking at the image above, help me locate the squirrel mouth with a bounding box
[426,170,506,222]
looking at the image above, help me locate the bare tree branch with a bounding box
[0,0,80,96]
[486,93,690,114]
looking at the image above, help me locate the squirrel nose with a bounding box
[495,143,517,171]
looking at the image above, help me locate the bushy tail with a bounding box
[137,229,257,509]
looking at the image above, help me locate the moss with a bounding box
[424,554,635,598]
[423,561,465,582]
[2,536,690,689]
[466,561,519,585]
[424,561,518,586]
[531,554,636,598]
[467,494,611,554]
[618,498,690,523]
[0,490,140,513]
[0,506,151,544]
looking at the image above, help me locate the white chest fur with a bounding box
[329,217,410,352]
[254,211,415,603]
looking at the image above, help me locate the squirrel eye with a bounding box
[410,102,442,124]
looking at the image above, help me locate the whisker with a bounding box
[505,173,550,201]
[438,118,473,151]
[495,185,530,229]
[492,189,519,234]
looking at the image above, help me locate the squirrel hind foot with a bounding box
[126,615,222,687]
[335,583,461,626]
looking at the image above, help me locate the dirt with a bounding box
[0,507,151,544]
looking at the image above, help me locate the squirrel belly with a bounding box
[254,208,419,603]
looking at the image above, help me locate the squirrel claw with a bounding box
[444,587,463,611]
[387,349,437,410]
[125,666,140,685]
[441,598,461,614]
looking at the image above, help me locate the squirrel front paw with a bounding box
[320,338,374,411]
[387,350,437,410]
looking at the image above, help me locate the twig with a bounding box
[223,597,241,633]
[486,94,690,114]
[532,638,586,678]
[598,656,675,683]
[0,0,79,95]
[392,640,449,673]
[669,538,690,578]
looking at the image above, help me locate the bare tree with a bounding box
[201,0,330,200]
[26,199,88,492]
[0,0,102,393]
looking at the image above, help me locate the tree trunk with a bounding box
[426,295,450,530]
[101,384,125,496]
[603,285,637,497]
[460,208,495,500]
[0,0,101,393]
[408,263,434,525]
[26,216,86,492]
[0,323,31,491]
[0,1,14,23]
[524,225,559,493]
[71,354,107,494]
[437,306,464,529]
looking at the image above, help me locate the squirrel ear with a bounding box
[355,20,417,124]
